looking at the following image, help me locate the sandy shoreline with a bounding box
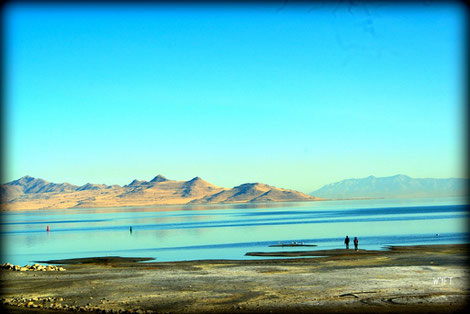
[1,244,469,313]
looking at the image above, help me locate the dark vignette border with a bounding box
[0,0,468,312]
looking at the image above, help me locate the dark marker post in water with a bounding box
[129,226,132,234]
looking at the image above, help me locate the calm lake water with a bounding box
[1,197,468,266]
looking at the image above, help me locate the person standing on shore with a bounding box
[354,237,358,251]
[344,236,350,249]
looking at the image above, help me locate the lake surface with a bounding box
[1,197,468,266]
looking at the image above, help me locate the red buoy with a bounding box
[47,225,49,232]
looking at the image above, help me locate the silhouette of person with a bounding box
[344,236,350,249]
[354,237,358,251]
[130,226,133,234]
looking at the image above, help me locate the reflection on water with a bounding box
[1,197,468,265]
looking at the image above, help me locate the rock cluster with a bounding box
[2,296,67,310]
[1,296,155,313]
[0,263,65,271]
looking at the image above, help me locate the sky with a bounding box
[3,2,467,193]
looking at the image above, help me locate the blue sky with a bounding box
[3,3,466,192]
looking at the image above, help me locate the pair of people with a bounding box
[344,236,359,250]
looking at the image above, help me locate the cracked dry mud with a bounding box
[1,244,468,313]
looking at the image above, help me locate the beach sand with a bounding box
[1,244,468,313]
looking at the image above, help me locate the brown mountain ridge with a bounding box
[1,175,321,210]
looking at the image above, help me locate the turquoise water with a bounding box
[1,197,468,265]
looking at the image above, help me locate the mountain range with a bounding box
[310,174,468,199]
[2,174,467,210]
[0,175,319,210]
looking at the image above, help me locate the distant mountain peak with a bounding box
[12,175,46,185]
[76,183,108,191]
[392,174,411,181]
[150,174,168,183]
[9,176,48,188]
[183,177,215,188]
[126,179,148,187]
[185,177,210,185]
[4,176,78,194]
[180,177,218,197]
[393,174,409,178]
[236,182,266,188]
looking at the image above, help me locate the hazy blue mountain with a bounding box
[310,174,468,199]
